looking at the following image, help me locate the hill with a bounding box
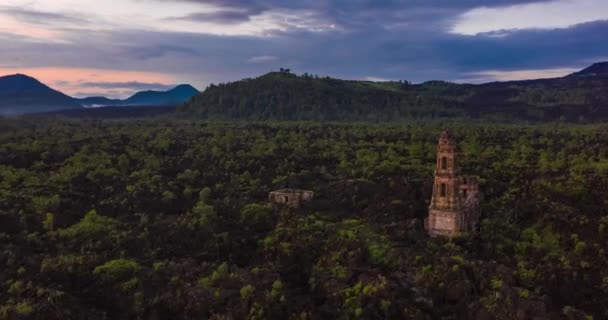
[76,84,200,109]
[179,63,608,122]
[567,62,608,78]
[121,84,199,106]
[180,72,426,120]
[0,74,83,115]
[0,73,199,115]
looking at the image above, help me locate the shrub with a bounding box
[58,210,119,239]
[153,261,167,273]
[240,284,255,300]
[241,203,274,228]
[193,201,216,226]
[490,278,503,290]
[518,289,530,299]
[574,241,587,255]
[516,262,537,289]
[421,265,433,274]
[271,280,283,299]
[199,262,229,288]
[15,301,34,316]
[199,187,212,203]
[451,255,465,264]
[161,191,175,203]
[367,241,391,266]
[93,259,142,283]
[43,213,54,232]
[8,281,24,295]
[119,278,139,292]
[515,226,561,258]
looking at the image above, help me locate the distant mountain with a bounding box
[78,84,199,108]
[179,63,608,122]
[122,85,199,106]
[0,74,82,115]
[0,73,199,114]
[567,62,608,78]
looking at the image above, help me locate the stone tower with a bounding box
[425,130,480,237]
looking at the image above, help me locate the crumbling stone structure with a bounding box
[269,189,314,208]
[425,130,480,237]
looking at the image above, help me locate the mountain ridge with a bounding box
[567,62,608,78]
[121,84,199,106]
[179,62,608,122]
[0,73,199,114]
[3,62,608,119]
[78,84,199,108]
[0,74,82,115]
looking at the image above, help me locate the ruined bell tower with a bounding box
[425,130,480,237]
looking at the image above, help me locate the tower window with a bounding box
[441,157,447,169]
[440,183,447,197]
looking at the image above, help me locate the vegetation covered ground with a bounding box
[179,70,608,122]
[0,119,607,319]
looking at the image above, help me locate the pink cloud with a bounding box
[0,17,63,41]
[0,67,176,98]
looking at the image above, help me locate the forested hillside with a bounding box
[179,65,608,122]
[1,119,606,319]
[181,72,443,120]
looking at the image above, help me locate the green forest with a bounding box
[1,118,607,319]
[179,71,608,122]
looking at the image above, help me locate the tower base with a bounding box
[426,209,459,237]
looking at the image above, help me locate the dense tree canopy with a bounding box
[179,72,608,122]
[0,118,607,319]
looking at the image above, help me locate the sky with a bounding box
[0,0,607,98]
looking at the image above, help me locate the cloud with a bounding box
[79,81,175,91]
[451,0,608,35]
[0,67,175,98]
[169,9,254,24]
[364,76,395,82]
[456,67,580,83]
[0,0,607,96]
[0,18,66,42]
[4,18,608,90]
[73,90,134,99]
[124,45,199,60]
[248,55,278,63]
[0,7,88,25]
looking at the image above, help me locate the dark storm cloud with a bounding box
[5,17,606,86]
[1,0,606,93]
[313,0,554,20]
[158,0,554,29]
